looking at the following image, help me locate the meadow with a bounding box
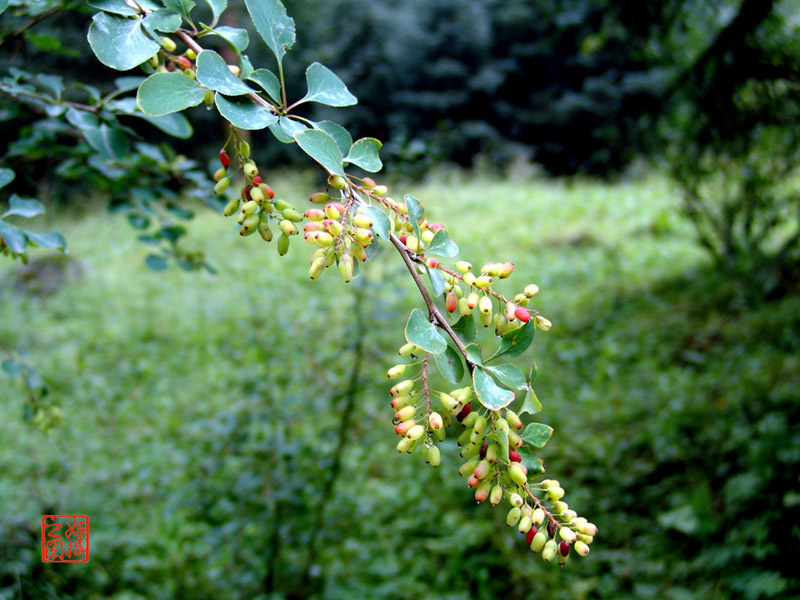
[1,168,797,599]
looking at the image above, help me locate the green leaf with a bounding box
[529,361,538,386]
[483,364,528,391]
[280,117,307,138]
[473,366,514,410]
[521,423,554,448]
[298,62,357,107]
[88,0,142,16]
[215,94,277,130]
[136,73,207,117]
[142,9,182,36]
[0,168,15,191]
[425,229,459,257]
[4,195,44,219]
[65,107,100,130]
[1,358,24,377]
[488,319,535,361]
[204,26,249,52]
[517,446,545,474]
[0,0,9,14]
[404,308,447,355]
[345,138,382,172]
[204,0,227,27]
[314,121,352,156]
[361,206,390,240]
[434,344,464,385]
[0,221,27,253]
[464,343,483,366]
[487,429,510,464]
[145,254,169,270]
[196,50,253,95]
[247,69,281,103]
[294,129,345,176]
[269,121,294,143]
[26,231,66,251]
[244,0,295,66]
[452,315,477,345]
[84,124,130,161]
[163,0,195,21]
[428,267,446,296]
[134,112,193,139]
[88,13,159,71]
[520,387,542,416]
[405,195,423,239]
[37,74,64,101]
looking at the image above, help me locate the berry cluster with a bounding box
[388,363,596,565]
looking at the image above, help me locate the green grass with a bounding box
[1,169,797,600]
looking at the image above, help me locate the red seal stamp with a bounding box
[41,515,89,563]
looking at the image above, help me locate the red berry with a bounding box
[456,403,472,422]
[479,442,488,458]
[252,175,263,184]
[559,541,570,557]
[445,292,458,313]
[515,307,531,322]
[176,56,192,69]
[261,184,275,200]
[509,450,522,462]
[219,150,230,167]
[526,526,538,545]
[399,234,407,245]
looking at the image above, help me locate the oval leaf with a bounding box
[487,429,510,464]
[428,267,446,297]
[206,25,249,52]
[0,168,15,191]
[215,93,277,130]
[360,206,390,240]
[314,120,352,156]
[84,124,130,161]
[452,315,477,345]
[26,231,66,251]
[489,319,535,361]
[405,195,423,239]
[5,195,44,219]
[247,68,281,103]
[405,308,447,355]
[483,364,528,391]
[434,344,464,385]
[345,137,382,172]
[517,445,546,474]
[204,0,226,27]
[196,50,253,95]
[473,366,514,410]
[426,229,459,257]
[145,254,169,271]
[298,62,357,107]
[294,129,344,176]
[137,72,208,116]
[244,0,295,65]
[88,13,159,71]
[0,221,28,254]
[520,422,554,448]
[463,343,483,366]
[520,387,542,416]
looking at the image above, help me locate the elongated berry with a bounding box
[509,449,522,462]
[354,228,374,246]
[574,541,590,556]
[490,485,503,506]
[372,184,388,195]
[526,525,538,545]
[219,149,230,167]
[524,283,539,298]
[458,297,472,317]
[406,424,425,440]
[485,443,499,463]
[505,409,523,430]
[427,444,441,466]
[250,186,265,204]
[242,200,259,217]
[459,456,480,477]
[578,522,598,536]
[390,394,412,410]
[391,379,414,396]
[387,364,407,379]
[545,486,565,502]
[160,36,177,52]
[542,540,557,562]
[428,412,444,430]
[509,462,528,486]
[308,256,326,279]
[396,437,413,453]
[238,140,251,159]
[559,527,577,543]
[515,307,531,323]
[213,167,227,182]
[459,442,480,459]
[456,261,472,273]
[535,316,552,331]
[328,174,347,190]
[446,292,458,313]
[531,530,548,553]
[353,214,372,229]
[258,221,273,242]
[456,403,472,422]
[214,177,231,195]
[506,507,521,527]
[395,405,416,422]
[475,275,492,288]
[243,162,258,179]
[222,197,239,217]
[475,481,491,503]
[508,492,524,507]
[277,233,290,256]
[473,459,491,480]
[519,515,533,534]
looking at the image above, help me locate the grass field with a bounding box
[1,169,797,600]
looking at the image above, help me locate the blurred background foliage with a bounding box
[1,0,799,598]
